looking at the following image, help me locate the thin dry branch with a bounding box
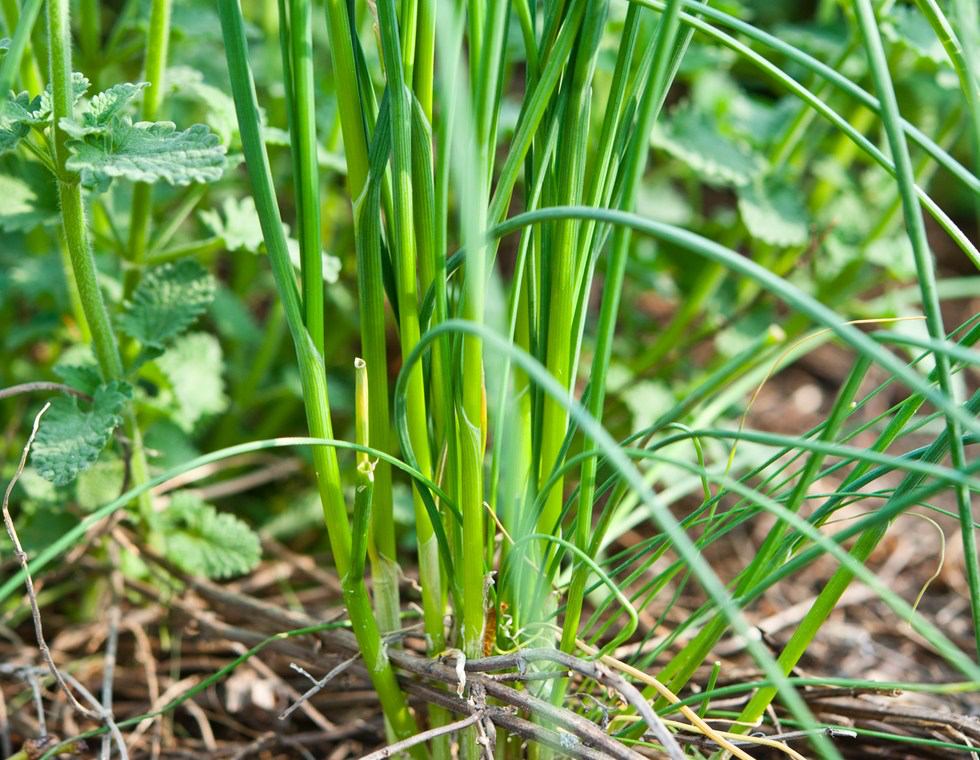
[0,382,92,402]
[358,711,485,760]
[466,648,685,759]
[2,404,99,721]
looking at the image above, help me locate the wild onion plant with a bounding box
[210,0,980,756]
[1,0,978,758]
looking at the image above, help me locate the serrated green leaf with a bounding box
[210,285,261,344]
[30,72,90,125]
[199,196,264,252]
[1,74,89,154]
[156,332,227,431]
[52,363,103,395]
[883,5,946,65]
[737,177,809,247]
[14,467,59,505]
[31,382,132,485]
[60,81,149,138]
[199,196,341,282]
[166,66,238,145]
[0,174,49,231]
[159,492,261,579]
[117,260,216,348]
[866,234,917,280]
[0,91,37,153]
[651,104,764,187]
[144,419,199,470]
[75,455,125,510]
[65,118,225,191]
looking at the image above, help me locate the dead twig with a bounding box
[279,653,360,721]
[0,382,92,402]
[100,546,122,760]
[466,648,685,760]
[61,673,128,760]
[122,569,646,760]
[2,404,99,721]
[358,711,485,760]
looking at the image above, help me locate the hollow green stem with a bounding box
[285,0,324,354]
[354,98,400,635]
[47,0,152,518]
[853,0,978,659]
[124,0,171,296]
[217,0,421,745]
[0,0,44,95]
[376,0,445,657]
[560,0,684,658]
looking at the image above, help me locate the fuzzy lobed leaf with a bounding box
[117,260,216,348]
[199,196,265,253]
[65,118,225,191]
[0,91,37,153]
[156,332,227,431]
[651,104,764,187]
[158,492,261,579]
[60,81,149,138]
[200,196,341,282]
[31,382,131,485]
[737,176,810,247]
[30,72,90,125]
[0,173,50,231]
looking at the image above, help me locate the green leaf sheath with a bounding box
[376,0,445,656]
[852,0,980,659]
[217,0,420,746]
[286,0,324,355]
[127,0,172,291]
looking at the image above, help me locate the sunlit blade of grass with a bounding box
[745,393,980,621]
[912,0,979,180]
[583,444,980,683]
[664,0,979,197]
[853,0,979,660]
[952,0,980,184]
[657,358,868,697]
[497,207,980,437]
[216,3,421,746]
[0,0,43,95]
[124,0,171,296]
[399,319,843,758]
[376,0,446,666]
[561,0,685,659]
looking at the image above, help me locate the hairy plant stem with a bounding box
[124,0,171,297]
[47,0,152,518]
